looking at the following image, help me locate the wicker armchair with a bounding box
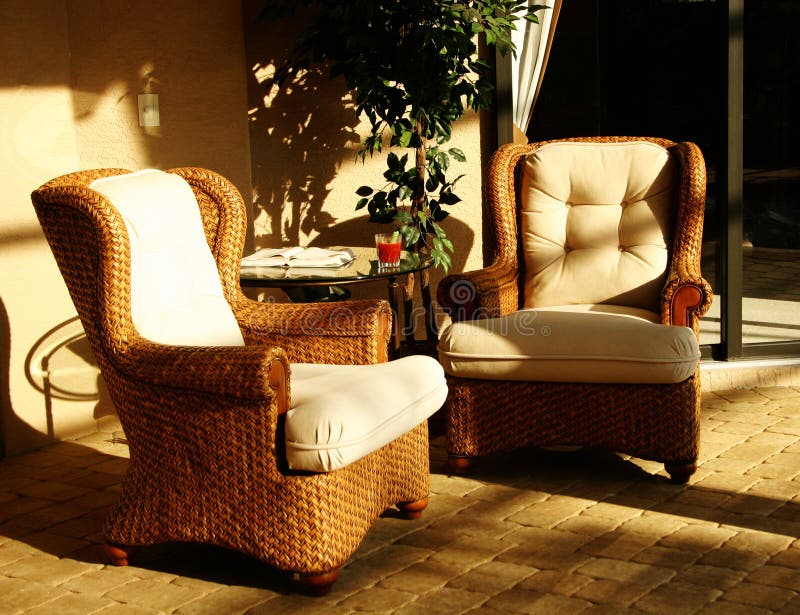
[32,167,446,594]
[437,137,712,483]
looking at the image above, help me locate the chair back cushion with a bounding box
[520,141,675,312]
[90,170,245,346]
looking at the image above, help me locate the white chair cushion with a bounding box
[520,141,675,312]
[90,170,245,347]
[285,355,448,472]
[437,305,699,384]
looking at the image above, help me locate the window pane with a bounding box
[742,0,800,344]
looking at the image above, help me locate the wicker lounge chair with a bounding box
[32,167,447,594]
[436,137,712,483]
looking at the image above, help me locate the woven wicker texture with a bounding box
[31,167,428,586]
[437,137,712,482]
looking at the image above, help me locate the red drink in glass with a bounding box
[375,233,402,267]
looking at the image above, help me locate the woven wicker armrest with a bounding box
[658,141,712,334]
[116,341,289,402]
[436,261,519,322]
[232,297,392,364]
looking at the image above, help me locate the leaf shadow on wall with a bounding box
[244,3,475,285]
[246,41,362,247]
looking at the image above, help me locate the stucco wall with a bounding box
[0,1,252,455]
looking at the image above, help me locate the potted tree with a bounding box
[262,0,547,273]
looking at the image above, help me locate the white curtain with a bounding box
[511,0,562,143]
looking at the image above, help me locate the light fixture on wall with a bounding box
[137,93,160,127]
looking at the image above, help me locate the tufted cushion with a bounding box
[285,355,448,472]
[90,170,245,347]
[437,305,699,384]
[521,141,675,312]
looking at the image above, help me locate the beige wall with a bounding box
[0,1,252,455]
[1,1,487,456]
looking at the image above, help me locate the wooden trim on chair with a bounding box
[269,359,289,415]
[670,284,704,328]
[377,308,390,363]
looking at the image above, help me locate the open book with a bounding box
[241,246,356,268]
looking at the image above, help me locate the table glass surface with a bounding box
[239,246,433,287]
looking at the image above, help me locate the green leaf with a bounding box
[448,147,467,162]
[431,247,452,274]
[355,197,369,210]
[397,129,413,147]
[401,225,421,245]
[396,210,413,224]
[356,185,374,197]
[383,167,401,182]
[397,184,414,201]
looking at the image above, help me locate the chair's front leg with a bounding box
[396,497,429,519]
[297,570,340,596]
[665,460,698,484]
[448,455,475,476]
[103,542,138,567]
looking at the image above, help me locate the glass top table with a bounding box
[240,246,437,353]
[239,246,432,288]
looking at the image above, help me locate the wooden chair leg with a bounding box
[448,454,474,475]
[396,497,428,520]
[104,542,137,566]
[297,570,339,596]
[665,460,697,484]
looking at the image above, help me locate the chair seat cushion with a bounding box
[285,355,448,472]
[437,304,700,384]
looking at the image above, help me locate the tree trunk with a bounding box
[412,120,427,252]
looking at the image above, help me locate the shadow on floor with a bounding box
[430,444,800,537]
[1,436,797,595]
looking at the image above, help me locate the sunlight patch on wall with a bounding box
[0,86,79,180]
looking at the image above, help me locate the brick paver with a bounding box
[0,384,799,613]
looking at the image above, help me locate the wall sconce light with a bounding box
[138,93,160,127]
